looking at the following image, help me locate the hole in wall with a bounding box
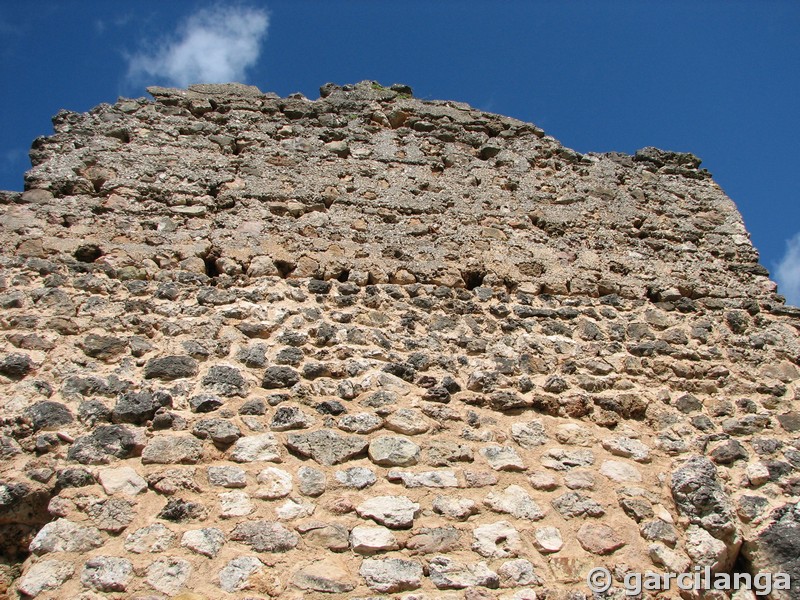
[274,260,296,279]
[462,270,486,290]
[337,270,350,283]
[73,244,103,263]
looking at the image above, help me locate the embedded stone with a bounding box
[287,429,367,466]
[384,408,431,435]
[181,527,226,558]
[207,465,247,488]
[124,523,176,554]
[291,557,356,593]
[230,520,299,552]
[472,521,522,558]
[510,420,547,449]
[600,459,642,483]
[218,556,265,593]
[533,526,564,553]
[334,467,376,489]
[297,465,327,496]
[254,467,293,499]
[484,485,546,520]
[432,495,479,520]
[356,495,420,528]
[219,490,254,517]
[230,433,282,463]
[350,525,399,554]
[17,559,74,597]
[359,558,423,593]
[368,435,420,466]
[30,518,104,555]
[428,555,499,590]
[577,523,626,555]
[144,355,199,381]
[387,469,458,488]
[80,556,133,592]
[142,434,203,464]
[479,445,525,471]
[98,466,147,496]
[146,557,192,595]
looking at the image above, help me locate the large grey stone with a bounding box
[30,518,104,555]
[141,434,203,464]
[17,559,74,596]
[359,557,423,592]
[287,429,367,465]
[230,520,299,552]
[80,556,133,592]
[368,435,420,466]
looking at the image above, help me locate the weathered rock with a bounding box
[484,485,546,520]
[218,556,265,593]
[479,445,525,471]
[472,521,522,558]
[670,456,738,540]
[577,522,627,554]
[142,434,203,464]
[349,525,399,554]
[98,466,147,496]
[230,433,282,463]
[334,466,376,489]
[291,557,356,593]
[80,556,133,592]
[181,527,225,558]
[287,429,367,465]
[17,559,74,596]
[146,557,192,595]
[30,518,104,555]
[428,555,499,589]
[230,520,299,552]
[124,523,176,554]
[356,495,420,528]
[368,435,420,466]
[359,557,423,592]
[144,355,199,380]
[742,502,800,600]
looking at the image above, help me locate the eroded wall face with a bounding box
[0,81,798,599]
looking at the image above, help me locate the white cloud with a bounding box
[775,232,800,306]
[127,4,268,88]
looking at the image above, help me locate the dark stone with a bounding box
[67,424,139,464]
[743,503,800,598]
[674,394,702,414]
[144,355,199,381]
[261,366,300,389]
[736,495,770,523]
[544,375,568,394]
[670,456,737,539]
[764,460,794,481]
[197,287,234,306]
[236,343,268,368]
[270,406,309,430]
[302,362,329,379]
[202,365,247,397]
[0,353,33,380]
[275,347,303,365]
[709,439,749,464]
[158,498,206,522]
[80,334,127,360]
[74,244,103,263]
[23,401,73,431]
[777,412,800,433]
[191,418,241,445]
[189,394,223,413]
[62,375,131,398]
[488,391,529,411]
[308,279,331,294]
[239,398,266,415]
[112,391,172,425]
[55,468,95,490]
[422,386,451,403]
[441,376,461,393]
[383,362,416,382]
[316,400,346,415]
[277,331,308,347]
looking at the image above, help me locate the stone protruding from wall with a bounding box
[0,81,798,599]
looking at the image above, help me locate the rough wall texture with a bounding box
[0,80,798,599]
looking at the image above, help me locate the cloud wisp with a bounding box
[127,4,269,88]
[775,232,800,307]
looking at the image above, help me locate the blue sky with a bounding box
[2,1,799,303]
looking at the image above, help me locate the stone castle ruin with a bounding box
[0,80,798,598]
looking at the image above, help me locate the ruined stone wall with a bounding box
[0,81,798,599]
